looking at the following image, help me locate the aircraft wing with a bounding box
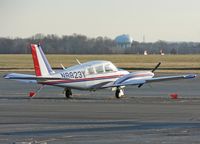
[145,74,196,83]
[102,74,196,88]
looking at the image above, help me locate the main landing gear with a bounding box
[64,88,72,98]
[64,87,125,99]
[115,87,124,99]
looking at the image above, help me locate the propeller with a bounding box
[152,62,161,73]
[138,84,143,88]
[138,62,161,88]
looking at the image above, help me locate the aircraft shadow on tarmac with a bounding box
[0,96,66,100]
[0,95,130,101]
[1,95,200,102]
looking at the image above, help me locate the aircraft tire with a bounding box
[115,89,124,99]
[65,88,72,99]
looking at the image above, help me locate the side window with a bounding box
[105,64,114,72]
[87,67,95,75]
[95,65,104,74]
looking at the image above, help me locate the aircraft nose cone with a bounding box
[185,74,196,79]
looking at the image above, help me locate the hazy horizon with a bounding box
[1,0,200,42]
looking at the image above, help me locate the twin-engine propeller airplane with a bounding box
[4,44,196,99]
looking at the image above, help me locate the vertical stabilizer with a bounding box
[31,44,54,76]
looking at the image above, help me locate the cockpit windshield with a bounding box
[105,62,117,72]
[105,64,113,72]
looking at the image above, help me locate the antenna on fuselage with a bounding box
[60,64,66,70]
[138,62,161,88]
[75,58,82,65]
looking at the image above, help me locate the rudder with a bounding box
[31,44,54,76]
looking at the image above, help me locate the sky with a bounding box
[0,0,200,42]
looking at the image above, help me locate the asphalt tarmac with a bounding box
[0,73,200,144]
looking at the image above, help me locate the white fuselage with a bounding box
[39,61,129,90]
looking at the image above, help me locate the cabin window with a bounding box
[95,65,104,74]
[87,67,95,75]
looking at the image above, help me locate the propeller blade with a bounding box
[152,62,161,73]
[138,84,143,88]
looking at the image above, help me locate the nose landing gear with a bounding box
[115,88,124,99]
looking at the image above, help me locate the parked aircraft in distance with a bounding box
[4,44,196,98]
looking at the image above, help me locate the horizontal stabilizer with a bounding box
[3,73,37,83]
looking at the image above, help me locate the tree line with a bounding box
[0,34,200,54]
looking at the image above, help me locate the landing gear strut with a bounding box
[115,88,124,99]
[64,88,72,98]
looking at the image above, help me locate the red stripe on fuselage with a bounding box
[39,74,124,85]
[31,44,41,76]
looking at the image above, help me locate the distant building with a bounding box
[115,34,133,48]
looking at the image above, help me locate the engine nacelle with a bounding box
[114,71,154,86]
